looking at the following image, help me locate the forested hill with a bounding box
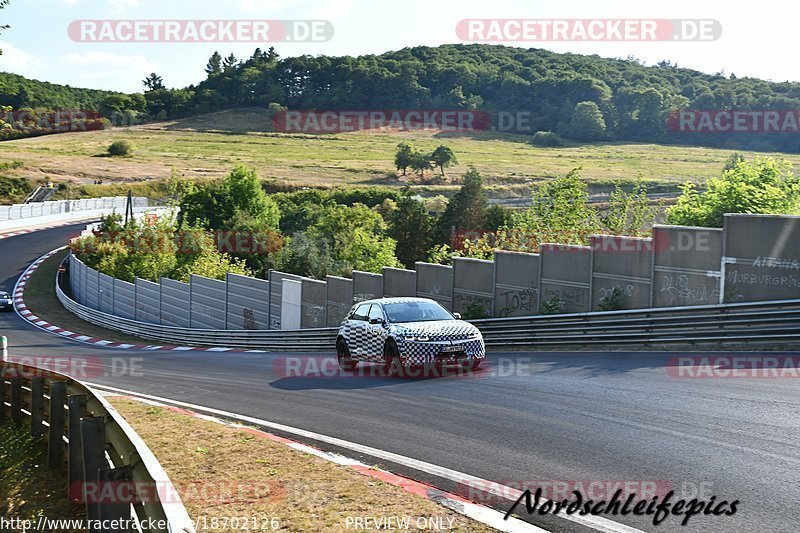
[4,44,800,151]
[0,72,122,109]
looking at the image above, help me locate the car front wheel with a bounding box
[383,340,403,376]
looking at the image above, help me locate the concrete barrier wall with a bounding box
[112,278,136,320]
[268,270,302,330]
[160,277,190,327]
[652,226,722,307]
[85,267,99,310]
[134,278,161,324]
[382,267,416,297]
[591,236,653,311]
[352,270,383,303]
[189,275,227,329]
[723,214,800,303]
[415,262,453,310]
[540,244,591,314]
[98,273,115,315]
[301,278,327,329]
[69,255,84,304]
[61,214,800,332]
[281,279,302,330]
[452,257,494,317]
[326,276,353,327]
[226,273,270,330]
[493,251,540,318]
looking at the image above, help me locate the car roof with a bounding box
[354,297,436,306]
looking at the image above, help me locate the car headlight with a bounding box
[467,331,482,339]
[402,334,430,342]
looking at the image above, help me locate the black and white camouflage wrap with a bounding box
[338,298,485,367]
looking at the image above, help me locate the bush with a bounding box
[539,296,564,315]
[461,302,490,319]
[598,287,625,311]
[666,158,800,227]
[107,140,136,157]
[531,131,565,147]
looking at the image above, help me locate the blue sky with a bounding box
[0,0,794,93]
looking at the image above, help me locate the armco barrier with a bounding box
[0,196,150,232]
[56,267,800,350]
[0,356,195,533]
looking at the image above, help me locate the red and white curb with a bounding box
[13,247,267,354]
[101,389,546,533]
[0,228,39,239]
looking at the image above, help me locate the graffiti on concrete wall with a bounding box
[542,286,587,309]
[659,274,719,305]
[497,287,537,317]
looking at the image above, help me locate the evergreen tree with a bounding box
[205,51,223,76]
[436,167,488,243]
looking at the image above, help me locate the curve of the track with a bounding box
[2,225,798,533]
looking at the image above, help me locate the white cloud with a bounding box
[0,42,46,75]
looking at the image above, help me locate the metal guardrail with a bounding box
[0,344,195,533]
[55,266,800,350]
[0,196,148,222]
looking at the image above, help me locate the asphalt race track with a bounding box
[2,225,798,533]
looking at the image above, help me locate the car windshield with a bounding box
[0,292,9,298]
[383,301,454,323]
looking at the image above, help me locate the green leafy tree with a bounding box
[394,142,413,176]
[278,204,400,278]
[667,158,800,228]
[600,180,658,237]
[567,101,607,141]
[513,168,598,247]
[431,145,457,178]
[179,166,280,231]
[409,151,434,179]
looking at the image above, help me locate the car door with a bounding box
[365,303,389,361]
[345,303,371,359]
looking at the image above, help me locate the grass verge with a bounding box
[109,397,496,532]
[22,249,156,346]
[0,422,85,530]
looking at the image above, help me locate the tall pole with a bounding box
[124,190,133,226]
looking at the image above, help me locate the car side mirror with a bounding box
[453,313,462,319]
[369,317,385,325]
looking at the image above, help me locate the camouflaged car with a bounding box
[336,297,485,371]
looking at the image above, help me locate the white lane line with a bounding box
[84,382,644,533]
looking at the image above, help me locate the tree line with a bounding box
[4,44,800,151]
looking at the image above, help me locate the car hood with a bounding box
[389,320,480,339]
